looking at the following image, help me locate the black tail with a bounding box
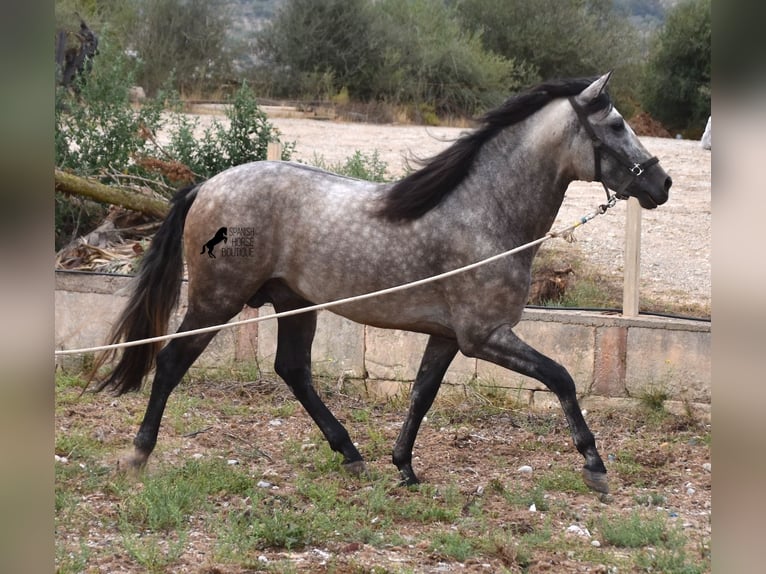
[90,185,199,394]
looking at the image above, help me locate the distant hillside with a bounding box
[223,0,675,42]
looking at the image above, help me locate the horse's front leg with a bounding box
[460,324,609,494]
[393,335,459,485]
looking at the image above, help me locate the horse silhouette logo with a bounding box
[201,227,227,258]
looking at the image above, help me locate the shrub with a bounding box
[55,41,293,246]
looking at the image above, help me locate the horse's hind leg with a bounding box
[462,325,609,494]
[272,304,365,474]
[393,335,459,485]
[124,310,235,470]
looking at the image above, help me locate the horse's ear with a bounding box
[575,71,613,106]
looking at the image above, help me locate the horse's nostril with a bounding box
[665,176,673,191]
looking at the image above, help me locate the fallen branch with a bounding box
[55,168,170,219]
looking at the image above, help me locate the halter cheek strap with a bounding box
[568,97,659,200]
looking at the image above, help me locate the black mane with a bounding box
[376,77,611,221]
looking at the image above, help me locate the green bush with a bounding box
[55,41,293,247]
[310,150,389,182]
[166,83,295,179]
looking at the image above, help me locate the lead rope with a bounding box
[54,197,620,357]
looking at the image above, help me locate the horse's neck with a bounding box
[464,126,573,242]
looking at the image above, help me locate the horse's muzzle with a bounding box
[628,172,671,209]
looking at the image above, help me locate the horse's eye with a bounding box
[611,120,625,132]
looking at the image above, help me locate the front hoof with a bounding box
[342,460,368,477]
[397,466,420,487]
[582,467,609,494]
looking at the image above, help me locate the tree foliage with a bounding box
[639,0,711,135]
[255,0,526,116]
[371,0,526,115]
[455,0,643,109]
[256,0,382,100]
[55,39,292,247]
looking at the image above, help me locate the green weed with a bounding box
[120,459,251,531]
[597,510,667,548]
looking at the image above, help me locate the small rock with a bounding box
[313,548,331,561]
[702,462,711,473]
[591,540,601,548]
[566,524,591,538]
[257,555,269,563]
[192,453,204,459]
[55,455,68,464]
[257,480,272,489]
[227,459,239,465]
[529,503,536,512]
[517,465,533,475]
[268,419,283,427]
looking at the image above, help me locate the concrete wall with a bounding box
[55,271,710,412]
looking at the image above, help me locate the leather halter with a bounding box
[568,96,659,200]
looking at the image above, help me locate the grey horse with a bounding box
[93,73,671,495]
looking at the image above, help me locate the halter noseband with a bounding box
[568,96,659,201]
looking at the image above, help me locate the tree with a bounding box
[455,0,642,109]
[256,0,523,116]
[371,0,524,116]
[255,0,382,100]
[639,0,711,135]
[132,0,233,96]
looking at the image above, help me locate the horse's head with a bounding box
[570,72,671,209]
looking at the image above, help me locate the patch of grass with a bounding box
[55,540,90,574]
[640,384,670,412]
[531,244,710,318]
[596,511,706,574]
[429,530,477,561]
[122,531,188,573]
[120,459,252,531]
[536,468,591,494]
[597,509,668,548]
[612,449,650,488]
[634,491,667,507]
[55,371,88,390]
[501,483,550,512]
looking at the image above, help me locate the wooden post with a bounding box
[267,142,282,161]
[623,197,642,317]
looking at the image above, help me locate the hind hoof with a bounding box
[117,451,148,474]
[582,467,609,494]
[342,460,368,477]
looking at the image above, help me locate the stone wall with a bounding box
[55,271,710,414]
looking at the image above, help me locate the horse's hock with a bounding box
[55,271,710,415]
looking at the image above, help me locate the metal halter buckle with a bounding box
[630,163,644,177]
